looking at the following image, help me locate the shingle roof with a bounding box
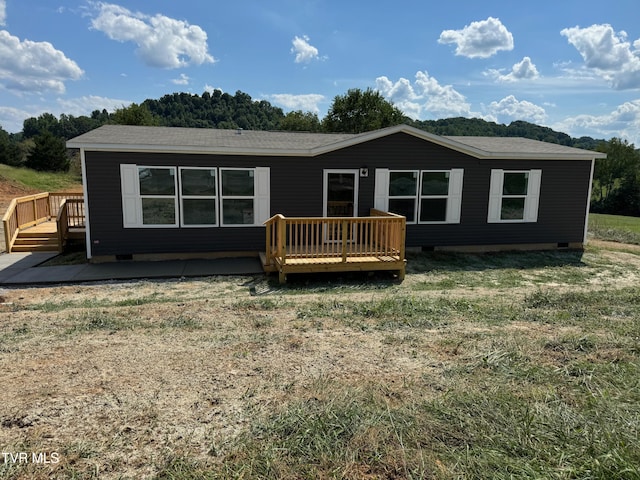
[67,124,605,160]
[444,136,603,158]
[67,125,353,153]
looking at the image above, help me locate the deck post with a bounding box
[265,217,272,265]
[278,216,287,265]
[341,219,348,262]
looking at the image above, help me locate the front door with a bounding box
[323,170,359,242]
[323,170,359,217]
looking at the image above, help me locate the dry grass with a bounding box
[1,246,639,479]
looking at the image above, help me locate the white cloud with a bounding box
[561,24,640,89]
[0,30,84,94]
[172,73,190,85]
[486,95,547,124]
[438,17,514,59]
[488,56,540,82]
[0,0,6,26]
[291,35,320,63]
[553,99,640,145]
[0,105,34,133]
[90,2,214,69]
[56,95,132,117]
[270,93,325,113]
[0,95,133,133]
[203,84,222,95]
[376,71,476,119]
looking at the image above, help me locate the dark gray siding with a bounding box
[84,132,592,256]
[85,151,271,256]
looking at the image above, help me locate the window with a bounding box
[487,169,542,223]
[120,165,270,228]
[388,171,418,222]
[179,168,217,227]
[420,171,451,222]
[138,167,177,226]
[220,168,256,225]
[375,168,463,224]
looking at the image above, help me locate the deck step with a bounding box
[11,244,60,252]
[13,243,59,250]
[18,230,57,238]
[14,237,58,245]
[12,232,60,252]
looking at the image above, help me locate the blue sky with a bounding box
[1,0,640,144]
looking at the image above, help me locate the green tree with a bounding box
[593,138,639,205]
[22,113,59,139]
[110,103,160,126]
[279,111,322,132]
[25,131,70,172]
[0,127,23,166]
[322,88,406,133]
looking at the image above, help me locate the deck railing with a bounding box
[265,209,406,282]
[56,199,85,252]
[2,192,84,253]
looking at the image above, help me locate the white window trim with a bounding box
[418,170,464,224]
[323,169,360,217]
[219,167,270,227]
[387,170,419,223]
[375,168,464,224]
[487,169,542,223]
[178,167,218,228]
[121,165,270,228]
[121,164,179,228]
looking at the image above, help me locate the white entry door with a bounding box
[323,169,359,217]
[323,170,359,242]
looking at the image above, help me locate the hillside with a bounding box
[9,90,606,151]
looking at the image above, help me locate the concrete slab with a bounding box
[0,254,266,286]
[1,264,90,284]
[72,260,187,282]
[0,253,59,282]
[182,257,263,276]
[0,252,57,269]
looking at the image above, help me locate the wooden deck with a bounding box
[2,192,85,253]
[264,210,406,283]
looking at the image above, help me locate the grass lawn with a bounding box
[0,164,81,193]
[1,244,639,479]
[589,213,640,245]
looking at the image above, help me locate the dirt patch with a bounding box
[589,238,640,252]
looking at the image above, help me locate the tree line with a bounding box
[0,88,637,216]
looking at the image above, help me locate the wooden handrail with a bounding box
[2,198,18,253]
[264,211,406,267]
[2,191,85,253]
[57,199,69,253]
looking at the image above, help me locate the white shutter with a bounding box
[524,169,542,222]
[487,169,504,223]
[374,168,389,211]
[446,169,464,223]
[120,164,140,227]
[255,167,271,224]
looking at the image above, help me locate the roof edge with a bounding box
[67,123,607,160]
[310,124,605,160]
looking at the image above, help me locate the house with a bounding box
[67,124,605,273]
